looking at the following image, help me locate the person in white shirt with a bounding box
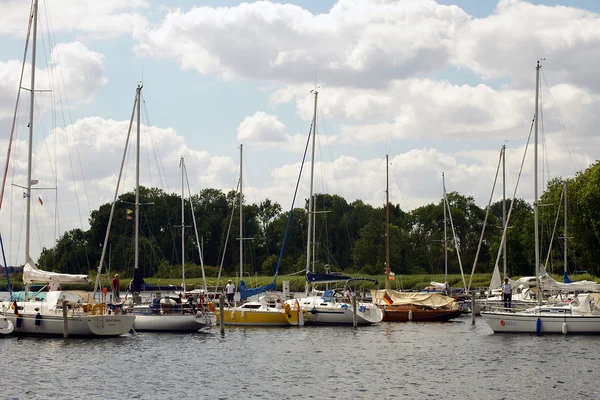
[502,277,512,309]
[225,280,235,305]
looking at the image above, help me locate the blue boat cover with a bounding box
[239,280,276,301]
[563,272,572,283]
[306,271,352,283]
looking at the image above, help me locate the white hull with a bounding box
[3,312,134,337]
[291,297,383,325]
[1,292,135,337]
[482,311,600,334]
[132,311,215,332]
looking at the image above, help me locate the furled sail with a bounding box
[22,257,89,284]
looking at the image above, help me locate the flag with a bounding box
[127,209,133,220]
[38,197,43,205]
[383,292,393,306]
[22,192,29,198]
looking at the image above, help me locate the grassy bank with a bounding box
[3,272,596,293]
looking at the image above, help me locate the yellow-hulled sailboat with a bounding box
[215,292,300,326]
[214,145,301,327]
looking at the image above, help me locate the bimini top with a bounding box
[22,257,89,285]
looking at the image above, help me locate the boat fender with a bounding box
[91,303,104,315]
[561,323,568,335]
[283,303,291,314]
[35,312,42,326]
[241,310,245,318]
[0,318,14,335]
[536,317,541,334]
[408,310,413,321]
[310,308,317,315]
[16,315,22,328]
[207,302,216,312]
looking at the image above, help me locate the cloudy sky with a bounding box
[1,0,599,265]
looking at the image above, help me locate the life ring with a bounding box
[207,302,216,312]
[283,303,291,314]
[91,303,104,315]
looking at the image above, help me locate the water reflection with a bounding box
[1,315,599,399]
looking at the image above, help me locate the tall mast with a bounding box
[305,90,318,295]
[239,144,243,283]
[134,85,142,271]
[25,0,38,261]
[385,155,390,290]
[443,172,448,285]
[180,157,186,292]
[534,61,541,303]
[502,144,507,278]
[563,181,568,278]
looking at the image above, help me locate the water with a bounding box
[1,314,599,399]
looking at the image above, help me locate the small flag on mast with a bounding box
[38,197,43,205]
[127,209,133,220]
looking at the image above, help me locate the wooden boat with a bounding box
[372,289,462,322]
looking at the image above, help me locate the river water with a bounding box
[1,313,598,400]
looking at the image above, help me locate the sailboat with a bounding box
[285,91,383,326]
[481,61,600,334]
[0,0,135,337]
[97,86,213,332]
[372,156,461,322]
[215,144,300,326]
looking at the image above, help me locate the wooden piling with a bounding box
[471,290,476,325]
[219,295,225,334]
[62,300,69,338]
[352,294,358,329]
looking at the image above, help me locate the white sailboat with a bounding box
[97,86,213,332]
[0,0,135,337]
[287,91,383,326]
[481,61,600,334]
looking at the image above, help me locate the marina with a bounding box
[1,312,598,399]
[1,0,600,398]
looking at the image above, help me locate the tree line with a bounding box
[37,161,600,280]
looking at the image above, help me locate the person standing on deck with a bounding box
[502,277,512,309]
[112,274,121,301]
[225,279,235,305]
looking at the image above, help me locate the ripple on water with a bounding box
[1,315,599,398]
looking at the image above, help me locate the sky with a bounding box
[1,0,599,265]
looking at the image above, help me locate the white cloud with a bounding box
[0,42,107,123]
[133,0,470,86]
[237,111,288,143]
[453,0,600,91]
[0,0,149,39]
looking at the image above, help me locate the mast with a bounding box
[239,144,243,283]
[502,145,507,278]
[442,172,448,286]
[25,0,38,261]
[305,90,318,295]
[563,181,568,278]
[180,157,186,292]
[385,155,390,290]
[534,61,541,304]
[134,85,142,272]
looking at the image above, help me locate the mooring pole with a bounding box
[219,295,225,334]
[352,293,358,329]
[62,300,69,338]
[471,290,476,325]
